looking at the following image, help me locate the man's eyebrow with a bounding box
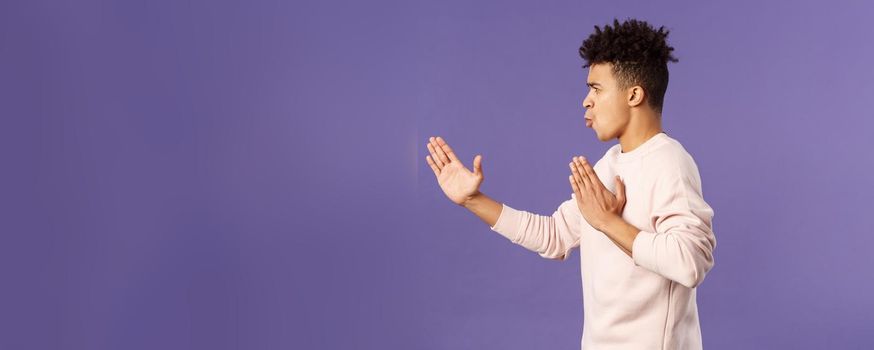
[587,82,602,88]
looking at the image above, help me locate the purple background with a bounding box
[2,0,873,349]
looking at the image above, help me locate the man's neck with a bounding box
[618,114,663,153]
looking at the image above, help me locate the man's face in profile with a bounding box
[583,63,631,142]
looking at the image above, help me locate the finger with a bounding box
[574,157,595,192]
[436,137,461,163]
[569,161,586,191]
[430,137,451,165]
[427,141,444,168]
[580,157,606,190]
[426,155,441,176]
[569,175,582,197]
[575,160,593,194]
[578,157,607,204]
[473,154,483,177]
[615,176,626,203]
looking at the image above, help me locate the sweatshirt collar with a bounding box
[615,132,669,163]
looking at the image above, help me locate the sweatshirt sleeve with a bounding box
[631,164,717,288]
[489,194,583,261]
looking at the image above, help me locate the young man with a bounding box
[425,18,716,349]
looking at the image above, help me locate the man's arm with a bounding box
[570,154,716,288]
[598,217,639,257]
[461,191,502,227]
[465,191,583,261]
[427,136,582,261]
[465,191,584,261]
[629,169,716,289]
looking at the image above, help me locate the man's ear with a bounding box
[627,86,646,108]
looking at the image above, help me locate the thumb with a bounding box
[614,176,626,201]
[473,154,483,176]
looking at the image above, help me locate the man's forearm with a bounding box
[461,191,503,227]
[601,215,641,257]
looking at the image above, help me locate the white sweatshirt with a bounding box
[490,132,716,350]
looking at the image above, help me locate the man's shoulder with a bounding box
[642,136,700,178]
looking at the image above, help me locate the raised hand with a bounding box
[425,136,483,206]
[569,156,626,232]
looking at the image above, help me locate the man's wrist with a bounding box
[602,214,640,254]
[602,214,622,230]
[461,191,483,208]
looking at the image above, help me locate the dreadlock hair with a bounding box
[579,18,679,114]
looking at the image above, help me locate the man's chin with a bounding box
[593,129,617,142]
[594,132,609,142]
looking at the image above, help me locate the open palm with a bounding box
[425,136,483,206]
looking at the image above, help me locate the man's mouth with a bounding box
[585,119,593,128]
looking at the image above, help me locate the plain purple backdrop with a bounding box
[2,0,873,349]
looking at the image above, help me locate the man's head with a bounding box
[579,18,678,141]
